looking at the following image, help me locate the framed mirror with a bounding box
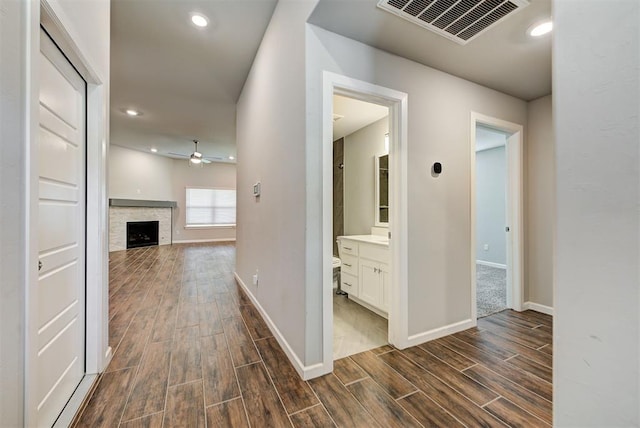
[375,153,389,226]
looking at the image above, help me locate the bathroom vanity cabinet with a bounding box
[337,235,389,318]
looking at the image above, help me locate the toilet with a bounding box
[332,256,341,290]
[332,256,347,295]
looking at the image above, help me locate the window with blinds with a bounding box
[185,188,236,226]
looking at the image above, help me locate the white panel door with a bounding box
[36,29,86,427]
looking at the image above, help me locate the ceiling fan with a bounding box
[168,140,223,165]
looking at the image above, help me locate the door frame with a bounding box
[25,2,109,425]
[470,112,524,320]
[321,72,409,371]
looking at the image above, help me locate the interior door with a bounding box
[36,28,86,427]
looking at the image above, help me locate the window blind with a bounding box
[185,188,236,226]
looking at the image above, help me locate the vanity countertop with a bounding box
[337,234,389,247]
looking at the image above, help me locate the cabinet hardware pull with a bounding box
[343,246,352,250]
[343,263,351,267]
[344,282,352,286]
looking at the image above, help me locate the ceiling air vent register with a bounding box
[377,0,529,45]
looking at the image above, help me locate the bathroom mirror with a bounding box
[375,153,389,226]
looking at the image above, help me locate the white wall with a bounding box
[235,0,316,369]
[0,1,28,425]
[475,146,507,266]
[0,0,110,425]
[171,159,237,242]
[109,145,237,243]
[554,0,639,425]
[306,25,528,344]
[344,117,388,235]
[109,145,174,200]
[525,95,553,308]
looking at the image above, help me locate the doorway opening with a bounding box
[471,113,524,320]
[332,94,390,359]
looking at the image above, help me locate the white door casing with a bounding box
[36,29,86,427]
[322,71,409,376]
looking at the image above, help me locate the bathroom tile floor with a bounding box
[333,293,388,359]
[74,243,552,427]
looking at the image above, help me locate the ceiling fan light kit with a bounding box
[189,140,204,167]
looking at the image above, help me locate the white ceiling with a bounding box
[110,0,277,163]
[333,95,389,140]
[308,0,552,101]
[110,0,551,162]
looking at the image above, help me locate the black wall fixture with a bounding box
[433,162,442,175]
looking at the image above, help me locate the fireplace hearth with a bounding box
[127,221,159,249]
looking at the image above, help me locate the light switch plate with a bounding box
[253,181,261,197]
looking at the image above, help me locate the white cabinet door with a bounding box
[359,259,381,306]
[36,29,86,427]
[380,263,390,312]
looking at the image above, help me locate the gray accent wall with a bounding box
[475,145,507,266]
[333,138,344,256]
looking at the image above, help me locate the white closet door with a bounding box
[36,29,86,427]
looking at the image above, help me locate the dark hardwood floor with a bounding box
[74,243,552,427]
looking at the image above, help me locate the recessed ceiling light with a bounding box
[191,13,209,28]
[529,20,553,37]
[150,148,158,153]
[126,109,140,116]
[229,156,235,160]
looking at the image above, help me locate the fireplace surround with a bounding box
[109,199,176,252]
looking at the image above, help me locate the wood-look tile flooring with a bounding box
[75,243,553,427]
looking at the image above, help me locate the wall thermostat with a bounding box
[253,182,261,197]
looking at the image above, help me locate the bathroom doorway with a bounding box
[332,94,390,359]
[321,72,409,373]
[474,124,509,317]
[471,113,524,319]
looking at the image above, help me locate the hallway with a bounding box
[75,243,552,427]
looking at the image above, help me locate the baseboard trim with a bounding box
[172,238,236,244]
[476,260,507,269]
[401,318,475,349]
[234,272,330,380]
[104,346,113,368]
[349,295,388,320]
[523,301,554,316]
